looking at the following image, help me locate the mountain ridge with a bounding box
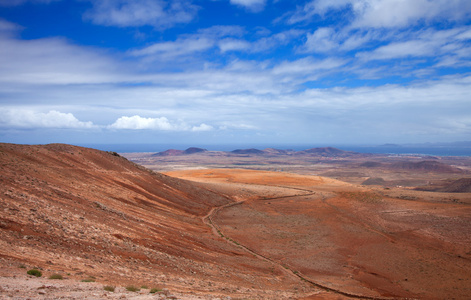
[153,146,364,157]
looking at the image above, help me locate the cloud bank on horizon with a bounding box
[0,0,470,146]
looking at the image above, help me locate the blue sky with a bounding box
[0,0,470,147]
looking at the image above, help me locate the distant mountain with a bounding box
[184,147,207,154]
[152,146,366,158]
[152,149,184,156]
[153,147,207,156]
[231,148,265,155]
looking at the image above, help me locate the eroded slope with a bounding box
[0,144,315,299]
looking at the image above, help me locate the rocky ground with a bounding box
[0,143,316,299]
[1,143,471,299]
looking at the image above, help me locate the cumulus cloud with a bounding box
[108,115,176,130]
[108,115,213,132]
[83,0,199,29]
[0,110,95,129]
[230,0,266,12]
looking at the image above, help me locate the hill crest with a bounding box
[0,143,299,298]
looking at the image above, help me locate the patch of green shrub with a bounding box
[49,274,63,280]
[104,285,115,292]
[126,285,140,292]
[150,288,162,293]
[27,269,42,277]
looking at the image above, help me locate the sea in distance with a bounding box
[82,142,471,157]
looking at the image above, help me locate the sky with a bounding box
[0,0,470,148]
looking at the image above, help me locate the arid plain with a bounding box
[1,144,470,299]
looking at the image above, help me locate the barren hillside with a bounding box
[2,143,471,299]
[0,143,317,299]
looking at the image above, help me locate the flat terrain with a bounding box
[124,149,471,188]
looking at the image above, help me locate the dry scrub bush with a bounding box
[126,285,140,292]
[49,274,63,280]
[104,285,115,292]
[27,269,42,277]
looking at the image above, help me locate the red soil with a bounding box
[167,169,471,299]
[0,143,314,299]
[2,143,470,299]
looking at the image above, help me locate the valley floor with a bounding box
[166,169,471,299]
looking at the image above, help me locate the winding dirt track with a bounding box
[166,168,471,300]
[202,185,395,300]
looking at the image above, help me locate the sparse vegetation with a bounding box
[81,278,95,282]
[18,264,26,269]
[49,274,63,280]
[150,288,162,293]
[140,285,148,289]
[27,269,42,277]
[104,285,115,292]
[126,285,140,292]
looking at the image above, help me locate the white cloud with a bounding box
[304,28,338,53]
[0,32,130,85]
[356,26,471,61]
[0,19,23,33]
[281,0,351,24]
[285,0,471,28]
[0,109,95,129]
[130,25,246,59]
[218,29,304,53]
[218,38,251,53]
[108,115,214,132]
[352,0,471,29]
[230,0,266,12]
[108,115,176,130]
[84,0,199,29]
[130,37,214,58]
[191,123,213,131]
[272,57,347,76]
[197,25,246,38]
